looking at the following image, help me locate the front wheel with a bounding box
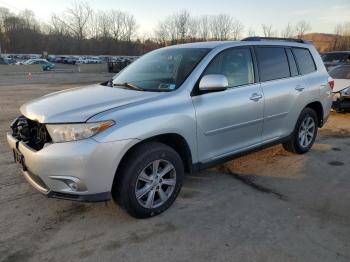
[283,108,318,154]
[113,142,184,218]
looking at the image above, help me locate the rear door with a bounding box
[192,47,264,162]
[255,46,306,142]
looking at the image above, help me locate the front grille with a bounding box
[10,116,51,150]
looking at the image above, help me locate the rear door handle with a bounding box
[295,85,305,92]
[250,93,263,101]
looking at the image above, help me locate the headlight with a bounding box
[340,87,350,96]
[46,120,115,143]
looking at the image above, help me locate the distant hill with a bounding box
[303,33,337,52]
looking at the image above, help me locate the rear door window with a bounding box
[255,47,290,82]
[293,48,316,75]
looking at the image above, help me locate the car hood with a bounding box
[333,79,350,93]
[20,84,163,123]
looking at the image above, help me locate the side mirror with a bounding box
[199,74,228,91]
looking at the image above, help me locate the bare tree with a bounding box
[333,22,350,50]
[295,20,311,39]
[109,10,137,42]
[154,20,170,46]
[19,9,39,31]
[174,10,191,42]
[109,10,126,41]
[210,14,233,40]
[51,0,92,53]
[262,24,274,37]
[50,14,69,36]
[154,10,190,44]
[281,23,294,38]
[0,7,11,53]
[198,15,210,40]
[247,27,256,37]
[188,17,200,40]
[124,13,137,42]
[232,18,244,40]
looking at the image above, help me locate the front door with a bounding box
[192,47,264,163]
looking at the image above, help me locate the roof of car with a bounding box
[166,39,312,50]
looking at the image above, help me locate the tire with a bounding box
[283,108,318,154]
[112,142,184,218]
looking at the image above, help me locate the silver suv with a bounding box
[7,37,333,218]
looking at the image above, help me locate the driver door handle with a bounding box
[295,85,305,92]
[250,93,263,102]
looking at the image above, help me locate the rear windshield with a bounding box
[322,53,350,63]
[329,66,350,79]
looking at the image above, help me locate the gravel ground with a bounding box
[0,73,349,262]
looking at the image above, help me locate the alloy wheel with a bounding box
[135,159,176,209]
[298,116,316,148]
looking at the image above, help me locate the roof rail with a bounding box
[241,36,311,44]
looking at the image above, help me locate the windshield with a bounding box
[322,53,350,63]
[329,66,350,79]
[112,48,210,91]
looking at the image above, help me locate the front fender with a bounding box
[89,90,198,163]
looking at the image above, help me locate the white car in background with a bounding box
[330,65,350,112]
[76,58,88,64]
[87,57,102,64]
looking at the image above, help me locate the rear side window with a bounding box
[255,47,290,82]
[286,49,299,77]
[293,48,316,75]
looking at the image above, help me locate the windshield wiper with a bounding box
[113,82,144,91]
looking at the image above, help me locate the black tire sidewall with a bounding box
[293,108,318,153]
[118,143,184,218]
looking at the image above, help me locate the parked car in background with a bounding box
[329,65,350,112]
[85,57,103,64]
[7,37,332,218]
[4,58,16,64]
[321,51,350,71]
[76,57,87,64]
[66,56,79,64]
[23,59,55,71]
[0,57,6,64]
[47,55,56,62]
[54,56,67,63]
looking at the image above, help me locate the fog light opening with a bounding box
[49,176,87,192]
[67,181,79,191]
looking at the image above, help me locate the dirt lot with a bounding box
[0,73,349,262]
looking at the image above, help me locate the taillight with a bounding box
[328,76,334,90]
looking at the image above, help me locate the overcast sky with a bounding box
[1,0,349,35]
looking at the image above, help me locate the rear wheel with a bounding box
[113,142,184,218]
[283,108,318,154]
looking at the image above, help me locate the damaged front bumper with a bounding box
[7,132,137,203]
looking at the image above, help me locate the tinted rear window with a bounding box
[322,53,350,63]
[255,47,290,82]
[329,66,350,79]
[293,48,316,75]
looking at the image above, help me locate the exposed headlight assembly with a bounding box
[340,86,350,96]
[46,120,115,143]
